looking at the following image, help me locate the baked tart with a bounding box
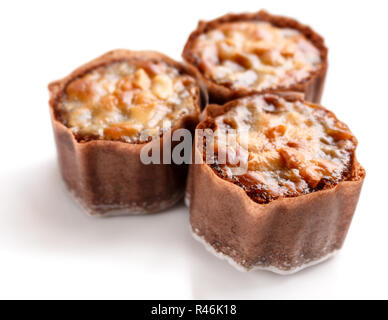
[183,10,327,104]
[49,50,201,216]
[188,93,365,274]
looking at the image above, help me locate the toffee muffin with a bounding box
[49,50,201,216]
[189,93,365,274]
[183,10,327,103]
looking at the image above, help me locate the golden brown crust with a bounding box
[49,49,202,215]
[198,93,358,203]
[182,10,328,104]
[188,94,365,273]
[50,49,202,142]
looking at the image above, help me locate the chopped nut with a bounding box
[104,123,138,139]
[244,171,266,184]
[249,42,272,55]
[266,124,286,139]
[314,159,338,175]
[248,151,282,171]
[129,104,154,124]
[279,147,305,169]
[254,112,272,129]
[134,90,154,105]
[217,42,235,60]
[263,95,287,110]
[281,43,296,57]
[299,165,322,188]
[136,61,163,77]
[259,50,284,66]
[118,75,133,91]
[179,75,196,87]
[92,109,122,125]
[293,59,306,70]
[233,53,254,69]
[280,169,302,183]
[151,74,173,99]
[326,128,353,141]
[100,94,118,111]
[286,112,302,125]
[68,107,91,128]
[132,68,151,90]
[287,140,304,148]
[66,78,96,101]
[223,118,238,129]
[114,89,133,111]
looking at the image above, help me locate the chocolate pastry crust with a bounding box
[188,94,365,273]
[49,50,201,216]
[182,10,328,104]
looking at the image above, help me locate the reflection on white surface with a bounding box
[0,160,193,299]
[0,157,383,299]
[187,222,339,299]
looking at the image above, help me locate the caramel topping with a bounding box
[191,21,322,91]
[208,95,355,203]
[58,61,198,142]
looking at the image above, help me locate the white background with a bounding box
[0,0,387,300]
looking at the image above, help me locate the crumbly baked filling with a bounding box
[206,95,356,203]
[57,60,198,143]
[191,21,322,91]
